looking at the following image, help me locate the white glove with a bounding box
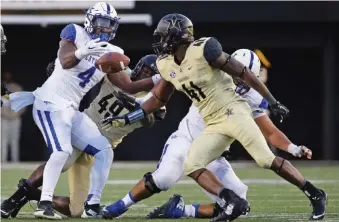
[74,38,110,60]
[152,74,162,85]
[287,144,312,159]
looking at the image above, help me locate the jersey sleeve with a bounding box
[60,24,76,42]
[252,98,268,119]
[203,37,223,63]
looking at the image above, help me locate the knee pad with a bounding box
[143,172,161,194]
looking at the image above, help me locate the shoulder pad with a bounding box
[60,23,77,42]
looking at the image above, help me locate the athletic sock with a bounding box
[40,152,69,202]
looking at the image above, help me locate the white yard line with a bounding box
[2,160,338,170]
[107,179,339,185]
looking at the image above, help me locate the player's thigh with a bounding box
[71,111,111,156]
[32,102,74,154]
[184,133,234,175]
[152,132,190,190]
[225,103,275,168]
[68,153,94,217]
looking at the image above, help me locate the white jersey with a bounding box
[33,23,123,109]
[178,88,268,142]
[84,76,146,148]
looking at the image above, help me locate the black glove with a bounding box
[113,90,140,111]
[270,101,289,123]
[153,107,167,121]
[1,81,10,96]
[46,61,55,77]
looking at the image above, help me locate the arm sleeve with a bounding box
[60,24,76,42]
[252,98,268,119]
[203,37,223,63]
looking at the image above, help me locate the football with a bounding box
[95,52,130,73]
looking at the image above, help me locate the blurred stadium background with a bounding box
[1,1,339,221]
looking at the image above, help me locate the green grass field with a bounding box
[1,162,339,222]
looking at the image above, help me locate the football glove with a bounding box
[1,82,10,96]
[46,61,55,77]
[112,91,139,111]
[288,144,312,159]
[153,107,167,121]
[269,101,289,123]
[100,108,146,131]
[74,38,110,60]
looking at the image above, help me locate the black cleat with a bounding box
[81,202,101,218]
[1,179,30,218]
[146,194,185,219]
[211,189,250,222]
[33,200,61,220]
[1,198,17,218]
[309,189,328,220]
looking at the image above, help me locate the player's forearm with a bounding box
[121,78,154,94]
[242,69,277,105]
[267,129,293,152]
[141,95,166,115]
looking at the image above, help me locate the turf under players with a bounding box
[0,54,163,218]
[102,14,327,221]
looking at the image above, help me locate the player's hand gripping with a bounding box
[74,38,111,60]
[270,101,289,123]
[288,145,312,159]
[101,115,127,131]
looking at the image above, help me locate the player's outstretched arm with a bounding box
[107,71,155,94]
[101,79,173,130]
[255,114,312,159]
[205,38,289,121]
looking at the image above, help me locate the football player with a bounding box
[145,49,314,220]
[3,2,155,220]
[100,49,315,220]
[0,54,163,218]
[101,14,327,221]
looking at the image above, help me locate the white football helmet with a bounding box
[84,2,120,42]
[231,49,261,77]
[1,24,7,54]
[231,49,261,94]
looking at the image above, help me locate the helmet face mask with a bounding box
[131,54,159,81]
[84,2,120,42]
[1,25,7,55]
[152,14,194,56]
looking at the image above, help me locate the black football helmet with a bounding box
[152,13,194,56]
[131,54,159,81]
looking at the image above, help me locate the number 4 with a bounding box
[78,66,96,88]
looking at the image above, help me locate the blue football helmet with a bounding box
[84,2,120,42]
[131,54,159,81]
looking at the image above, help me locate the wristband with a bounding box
[287,143,301,156]
[126,108,146,124]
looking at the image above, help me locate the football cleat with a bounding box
[33,201,61,220]
[81,202,102,218]
[211,190,250,222]
[309,189,328,220]
[146,194,185,219]
[1,179,30,218]
[101,200,128,219]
